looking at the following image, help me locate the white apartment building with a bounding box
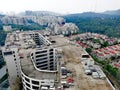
[53,23,79,35]
[3,26,12,32]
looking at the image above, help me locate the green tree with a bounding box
[92,39,100,43]
[102,41,109,47]
[86,48,92,53]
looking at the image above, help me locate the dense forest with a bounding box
[63,13,120,38]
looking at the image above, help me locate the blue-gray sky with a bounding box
[0,0,120,14]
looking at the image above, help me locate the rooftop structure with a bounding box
[2,30,60,90]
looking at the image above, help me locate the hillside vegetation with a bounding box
[63,13,120,38]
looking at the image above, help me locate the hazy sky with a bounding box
[0,0,120,14]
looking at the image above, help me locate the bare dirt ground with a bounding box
[61,45,113,90]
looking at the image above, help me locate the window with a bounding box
[50,56,53,58]
[36,54,47,58]
[25,77,30,82]
[50,68,54,70]
[38,64,48,67]
[26,82,30,88]
[36,61,47,65]
[50,62,54,65]
[50,59,54,61]
[50,65,54,68]
[32,80,39,85]
[35,51,47,54]
[36,57,47,61]
[22,79,24,82]
[50,49,53,51]
[50,52,53,55]
[41,81,45,83]
[32,57,34,59]
[32,86,39,89]
[31,53,33,56]
[4,51,12,55]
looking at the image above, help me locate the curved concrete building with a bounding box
[2,30,60,90]
[20,48,58,90]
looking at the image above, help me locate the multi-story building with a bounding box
[2,30,60,90]
[3,25,12,32]
[50,23,79,35]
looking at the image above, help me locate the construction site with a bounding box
[51,35,114,90]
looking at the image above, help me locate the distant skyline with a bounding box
[0,0,120,14]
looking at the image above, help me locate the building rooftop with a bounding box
[95,44,120,58]
[19,34,70,80]
[4,31,36,50]
[3,30,64,80]
[19,49,57,80]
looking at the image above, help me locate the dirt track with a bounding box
[61,45,113,90]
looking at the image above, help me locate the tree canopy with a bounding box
[64,15,120,38]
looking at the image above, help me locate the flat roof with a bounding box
[19,35,70,80]
[19,35,69,80]
[4,31,63,80]
[20,49,57,80]
[4,31,36,50]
